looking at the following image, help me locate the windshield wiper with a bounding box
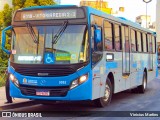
[26,23,39,43]
[52,21,68,44]
[26,23,39,56]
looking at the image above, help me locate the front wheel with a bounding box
[94,78,112,107]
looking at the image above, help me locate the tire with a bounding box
[94,78,112,107]
[138,72,147,93]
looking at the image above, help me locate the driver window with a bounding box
[91,26,103,52]
[91,26,103,66]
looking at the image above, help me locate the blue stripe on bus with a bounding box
[106,62,118,69]
[132,63,137,68]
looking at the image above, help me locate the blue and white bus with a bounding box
[1,5,157,107]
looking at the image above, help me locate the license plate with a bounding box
[36,89,50,96]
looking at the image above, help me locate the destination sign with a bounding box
[14,8,85,21]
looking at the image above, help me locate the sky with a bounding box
[60,0,156,22]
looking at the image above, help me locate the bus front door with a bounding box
[148,34,153,71]
[122,26,130,75]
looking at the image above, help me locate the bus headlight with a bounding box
[9,74,19,87]
[70,74,88,89]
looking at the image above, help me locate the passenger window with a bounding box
[142,33,147,52]
[131,29,136,52]
[125,26,129,52]
[148,34,152,53]
[104,21,113,50]
[114,24,122,51]
[152,36,156,53]
[137,31,142,52]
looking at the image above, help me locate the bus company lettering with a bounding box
[23,78,38,85]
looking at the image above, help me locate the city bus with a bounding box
[1,5,157,107]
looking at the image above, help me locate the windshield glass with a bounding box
[11,25,89,64]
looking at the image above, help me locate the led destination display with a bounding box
[14,8,85,21]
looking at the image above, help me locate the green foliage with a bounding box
[2,4,12,27]
[0,4,12,69]
[38,0,56,5]
[12,0,56,10]
[24,0,37,8]
[12,0,26,10]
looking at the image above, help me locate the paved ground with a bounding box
[1,77,160,120]
[0,86,28,106]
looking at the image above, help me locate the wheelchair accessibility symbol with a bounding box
[45,53,54,64]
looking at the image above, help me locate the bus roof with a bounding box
[22,5,78,10]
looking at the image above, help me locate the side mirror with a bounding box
[94,25,102,44]
[1,26,13,54]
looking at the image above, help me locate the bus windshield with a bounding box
[11,25,89,64]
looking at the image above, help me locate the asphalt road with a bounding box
[1,78,160,120]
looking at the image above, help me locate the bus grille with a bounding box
[10,63,76,77]
[19,85,69,97]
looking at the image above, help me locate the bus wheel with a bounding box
[138,72,147,93]
[94,78,112,107]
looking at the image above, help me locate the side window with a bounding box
[141,33,143,52]
[148,34,152,53]
[125,26,129,52]
[12,30,16,49]
[137,31,142,52]
[146,34,149,52]
[91,26,103,51]
[131,29,136,52]
[142,33,147,52]
[152,35,156,53]
[91,26,103,66]
[104,21,113,50]
[114,24,122,51]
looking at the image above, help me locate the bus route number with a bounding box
[59,81,67,85]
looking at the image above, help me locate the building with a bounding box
[0,0,12,10]
[111,7,125,17]
[149,21,156,32]
[54,0,61,5]
[80,0,112,14]
[136,15,152,29]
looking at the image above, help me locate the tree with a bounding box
[2,4,12,27]
[38,0,56,6]
[24,0,37,8]
[12,0,25,10]
[0,12,3,29]
[0,4,12,67]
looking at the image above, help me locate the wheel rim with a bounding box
[143,76,147,90]
[103,84,111,102]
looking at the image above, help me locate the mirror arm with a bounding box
[1,26,13,54]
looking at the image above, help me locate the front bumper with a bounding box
[10,76,92,101]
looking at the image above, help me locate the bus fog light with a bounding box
[9,74,19,87]
[70,79,78,89]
